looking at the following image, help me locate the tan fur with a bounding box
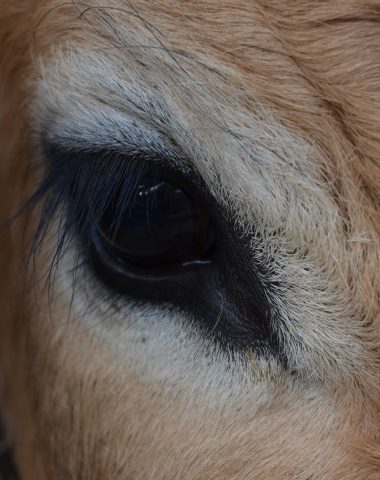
[0,1,379,479]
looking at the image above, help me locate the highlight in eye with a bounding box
[96,177,216,271]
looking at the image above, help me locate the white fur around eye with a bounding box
[34,47,374,392]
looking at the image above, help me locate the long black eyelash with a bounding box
[24,143,153,291]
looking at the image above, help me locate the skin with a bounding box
[0,1,379,479]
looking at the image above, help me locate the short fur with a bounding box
[0,1,379,479]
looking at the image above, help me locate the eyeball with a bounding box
[94,176,217,273]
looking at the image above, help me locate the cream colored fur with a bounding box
[0,1,379,479]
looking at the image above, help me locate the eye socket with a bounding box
[31,142,278,356]
[92,174,217,273]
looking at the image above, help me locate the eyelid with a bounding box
[42,138,207,202]
[41,114,190,174]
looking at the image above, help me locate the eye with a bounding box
[32,142,278,357]
[93,175,217,273]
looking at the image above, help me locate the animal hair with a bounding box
[0,1,379,479]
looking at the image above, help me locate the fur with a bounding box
[0,1,379,479]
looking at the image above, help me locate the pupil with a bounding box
[98,178,216,269]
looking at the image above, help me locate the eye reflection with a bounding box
[96,178,217,271]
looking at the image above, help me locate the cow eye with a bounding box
[32,142,277,354]
[91,174,217,275]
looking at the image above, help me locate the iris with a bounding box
[95,177,216,271]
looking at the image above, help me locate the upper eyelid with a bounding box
[34,67,176,159]
[40,114,191,174]
[40,137,202,197]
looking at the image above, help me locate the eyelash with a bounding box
[24,145,172,290]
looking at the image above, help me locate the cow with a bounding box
[0,1,379,479]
